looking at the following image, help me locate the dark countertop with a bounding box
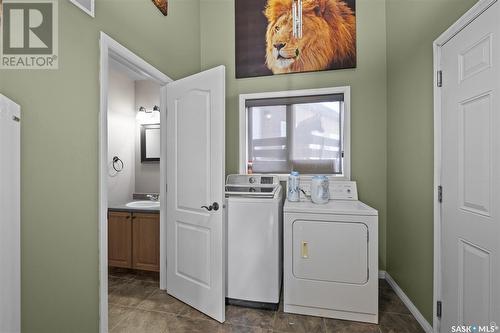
[108,200,160,214]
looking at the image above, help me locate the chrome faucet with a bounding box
[146,194,159,201]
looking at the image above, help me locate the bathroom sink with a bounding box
[125,201,160,209]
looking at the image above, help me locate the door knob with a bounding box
[201,202,219,212]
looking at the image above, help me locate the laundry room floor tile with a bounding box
[108,279,157,308]
[379,312,425,333]
[165,314,221,333]
[110,308,170,333]
[176,302,215,322]
[324,318,380,333]
[108,304,132,331]
[219,324,270,333]
[379,286,411,315]
[273,312,325,333]
[225,305,276,329]
[133,270,160,283]
[379,278,392,291]
[109,267,137,281]
[107,274,425,333]
[136,289,187,315]
[108,276,129,294]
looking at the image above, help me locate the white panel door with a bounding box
[0,94,21,333]
[441,3,500,330]
[166,66,226,322]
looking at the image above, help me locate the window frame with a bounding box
[239,86,351,181]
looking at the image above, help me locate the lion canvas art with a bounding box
[235,0,356,78]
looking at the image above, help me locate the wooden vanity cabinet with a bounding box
[108,211,132,268]
[108,211,159,272]
[132,213,160,271]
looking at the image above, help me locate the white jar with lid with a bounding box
[311,175,330,204]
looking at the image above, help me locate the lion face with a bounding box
[266,14,300,70]
[264,0,356,74]
[266,11,334,74]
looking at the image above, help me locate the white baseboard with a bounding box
[379,271,434,333]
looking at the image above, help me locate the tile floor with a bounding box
[108,268,425,333]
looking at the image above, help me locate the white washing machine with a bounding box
[283,181,379,323]
[225,174,283,309]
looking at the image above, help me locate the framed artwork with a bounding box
[69,0,95,18]
[235,0,356,78]
[152,0,168,16]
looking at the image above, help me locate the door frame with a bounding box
[0,94,21,333]
[432,1,497,331]
[99,32,172,333]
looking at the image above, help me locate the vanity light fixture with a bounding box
[139,105,159,114]
[292,0,303,39]
[137,105,160,124]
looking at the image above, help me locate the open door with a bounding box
[166,66,226,322]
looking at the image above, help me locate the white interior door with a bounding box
[0,94,21,333]
[166,66,226,322]
[440,2,500,330]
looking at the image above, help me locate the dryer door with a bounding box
[293,220,368,284]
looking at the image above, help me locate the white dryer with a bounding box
[283,182,378,323]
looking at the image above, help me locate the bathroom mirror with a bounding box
[141,124,160,162]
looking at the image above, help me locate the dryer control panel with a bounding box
[299,180,358,200]
[331,181,358,200]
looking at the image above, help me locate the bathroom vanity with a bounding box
[108,207,160,272]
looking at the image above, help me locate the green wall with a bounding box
[0,0,481,330]
[0,0,201,331]
[385,0,477,323]
[200,0,388,269]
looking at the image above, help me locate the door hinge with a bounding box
[437,70,443,87]
[165,184,168,193]
[437,301,442,318]
[438,185,443,203]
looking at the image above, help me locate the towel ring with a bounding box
[112,156,124,172]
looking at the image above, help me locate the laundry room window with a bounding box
[240,87,350,179]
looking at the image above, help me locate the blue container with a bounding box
[288,171,300,202]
